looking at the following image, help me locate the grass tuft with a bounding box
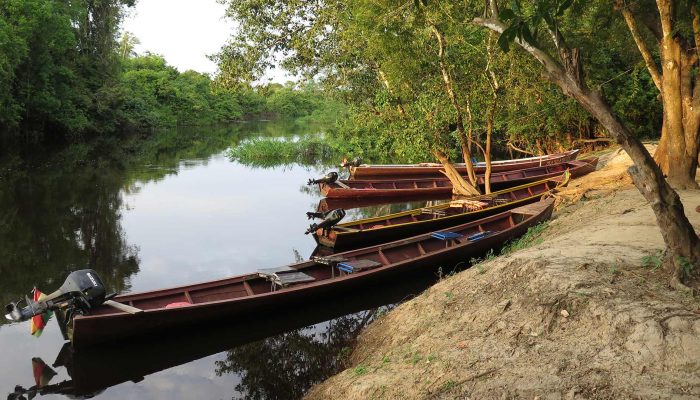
[500,221,550,255]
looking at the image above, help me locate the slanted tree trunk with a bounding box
[474,3,700,288]
[459,99,479,185]
[433,149,481,196]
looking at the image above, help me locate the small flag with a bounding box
[29,288,52,337]
[31,357,56,387]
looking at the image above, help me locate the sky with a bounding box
[121,0,289,82]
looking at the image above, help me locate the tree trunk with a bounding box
[621,1,700,187]
[433,150,481,196]
[657,23,698,188]
[654,125,670,173]
[460,99,479,185]
[430,24,479,187]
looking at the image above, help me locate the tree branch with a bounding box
[620,4,663,92]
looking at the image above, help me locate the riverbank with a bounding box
[305,148,700,399]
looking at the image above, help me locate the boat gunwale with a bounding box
[350,149,579,171]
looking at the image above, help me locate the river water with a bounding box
[0,122,436,399]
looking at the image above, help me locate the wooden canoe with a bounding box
[349,149,580,180]
[59,199,554,348]
[314,172,569,250]
[28,276,435,397]
[320,158,598,199]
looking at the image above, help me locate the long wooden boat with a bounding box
[58,199,554,347]
[16,276,435,397]
[349,149,580,179]
[314,172,568,251]
[320,158,598,199]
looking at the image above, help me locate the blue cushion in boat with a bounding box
[431,231,462,240]
[466,231,493,241]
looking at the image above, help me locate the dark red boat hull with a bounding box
[321,158,598,199]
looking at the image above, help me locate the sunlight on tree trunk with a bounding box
[433,149,481,196]
[618,0,700,188]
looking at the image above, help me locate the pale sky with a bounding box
[122,0,289,82]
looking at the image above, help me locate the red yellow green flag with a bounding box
[29,288,52,337]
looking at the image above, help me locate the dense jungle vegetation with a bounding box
[0,0,339,144]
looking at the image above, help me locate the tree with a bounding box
[617,0,700,189]
[473,0,699,288]
[118,31,140,59]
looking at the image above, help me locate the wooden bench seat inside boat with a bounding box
[257,266,316,290]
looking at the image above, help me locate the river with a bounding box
[0,122,436,399]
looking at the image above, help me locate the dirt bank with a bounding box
[306,149,700,399]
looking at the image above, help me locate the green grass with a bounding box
[353,365,369,376]
[500,221,550,255]
[641,250,663,271]
[228,136,346,167]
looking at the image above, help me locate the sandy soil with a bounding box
[305,148,700,399]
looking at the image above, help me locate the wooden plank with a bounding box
[416,242,426,255]
[377,249,390,264]
[104,300,144,315]
[242,281,254,296]
[334,225,360,232]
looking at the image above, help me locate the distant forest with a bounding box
[0,0,339,143]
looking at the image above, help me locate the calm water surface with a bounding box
[0,123,436,399]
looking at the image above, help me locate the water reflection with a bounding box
[0,121,445,399]
[0,158,140,313]
[216,309,382,400]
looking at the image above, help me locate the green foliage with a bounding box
[677,256,694,278]
[228,136,343,167]
[116,54,249,128]
[216,0,663,162]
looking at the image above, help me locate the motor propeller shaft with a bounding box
[307,171,338,186]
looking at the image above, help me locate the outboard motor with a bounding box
[307,171,338,186]
[5,270,109,324]
[340,157,362,168]
[305,208,346,235]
